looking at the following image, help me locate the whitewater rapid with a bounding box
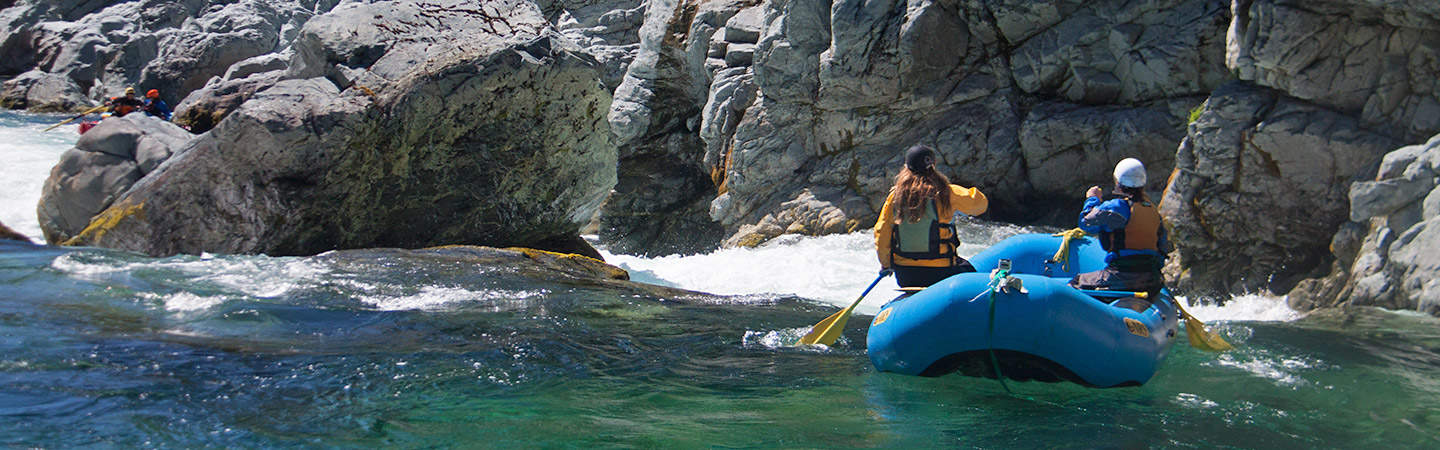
[600,231,1300,322]
[0,112,77,243]
[0,111,1297,323]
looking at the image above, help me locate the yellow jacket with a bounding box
[874,185,988,268]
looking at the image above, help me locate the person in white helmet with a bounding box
[1070,158,1172,293]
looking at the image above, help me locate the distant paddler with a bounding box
[106,87,145,117]
[142,89,171,121]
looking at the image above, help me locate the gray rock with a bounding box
[1008,0,1230,105]
[723,188,860,248]
[37,114,194,243]
[60,3,617,258]
[1,0,339,111]
[1229,0,1440,142]
[0,69,90,111]
[1160,81,1401,297]
[548,0,647,89]
[172,69,284,133]
[134,1,287,101]
[223,52,290,81]
[1297,133,1440,315]
[1018,102,1185,198]
[723,6,763,44]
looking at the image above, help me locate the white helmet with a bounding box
[1113,158,1146,188]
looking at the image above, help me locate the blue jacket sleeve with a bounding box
[1079,198,1130,234]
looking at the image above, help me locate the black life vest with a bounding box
[889,199,960,263]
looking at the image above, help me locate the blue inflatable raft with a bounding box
[866,233,1180,387]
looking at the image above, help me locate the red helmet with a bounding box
[146,89,159,99]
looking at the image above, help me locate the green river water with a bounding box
[1,111,1437,447]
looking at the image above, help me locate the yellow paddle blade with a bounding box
[1185,316,1234,351]
[797,304,857,347]
[1174,301,1234,352]
[797,273,889,346]
[797,308,849,345]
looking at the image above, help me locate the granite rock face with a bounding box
[57,1,618,259]
[1160,81,1401,297]
[37,114,193,244]
[1229,0,1440,142]
[605,0,1231,250]
[1288,134,1440,315]
[1162,0,1440,300]
[0,0,339,112]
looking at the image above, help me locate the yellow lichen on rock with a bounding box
[64,201,145,246]
[509,247,630,281]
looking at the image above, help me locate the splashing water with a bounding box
[0,111,79,242]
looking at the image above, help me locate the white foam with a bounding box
[1210,351,1333,390]
[357,285,549,311]
[1181,293,1302,322]
[604,231,1304,322]
[52,252,330,301]
[0,112,79,242]
[153,292,228,312]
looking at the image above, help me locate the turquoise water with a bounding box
[2,111,1439,447]
[3,239,1438,447]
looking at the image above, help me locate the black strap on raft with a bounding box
[890,199,960,261]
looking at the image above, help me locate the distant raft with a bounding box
[867,233,1180,388]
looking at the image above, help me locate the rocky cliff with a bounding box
[1161,0,1440,301]
[605,0,1230,253]
[7,0,1440,314]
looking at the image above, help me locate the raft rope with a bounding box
[1050,228,1088,273]
[985,269,1015,395]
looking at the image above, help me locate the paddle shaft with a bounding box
[43,105,107,132]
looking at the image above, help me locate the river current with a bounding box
[1,111,1437,447]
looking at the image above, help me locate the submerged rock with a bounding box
[60,1,617,259]
[0,220,32,243]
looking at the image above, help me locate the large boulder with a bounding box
[37,114,194,244]
[60,1,617,259]
[0,69,91,111]
[1160,82,1401,297]
[1288,134,1440,315]
[1161,0,1440,300]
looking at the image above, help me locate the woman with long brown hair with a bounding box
[874,145,988,288]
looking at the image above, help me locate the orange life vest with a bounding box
[1099,198,1161,253]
